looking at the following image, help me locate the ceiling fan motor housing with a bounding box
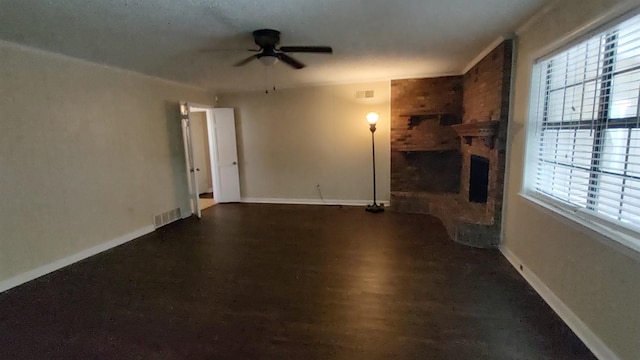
[252,29,281,49]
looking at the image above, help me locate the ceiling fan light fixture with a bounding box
[232,29,332,69]
[258,55,279,66]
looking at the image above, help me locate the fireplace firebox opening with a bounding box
[469,155,489,203]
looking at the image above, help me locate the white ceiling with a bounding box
[0,0,547,93]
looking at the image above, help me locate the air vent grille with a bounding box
[356,90,375,98]
[356,90,374,99]
[153,207,182,229]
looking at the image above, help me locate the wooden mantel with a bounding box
[451,121,500,148]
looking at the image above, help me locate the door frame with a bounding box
[181,102,240,217]
[188,103,220,208]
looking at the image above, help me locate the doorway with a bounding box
[180,103,241,218]
[189,110,216,211]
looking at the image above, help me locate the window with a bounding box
[527,12,640,243]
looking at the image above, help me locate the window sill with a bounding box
[518,192,640,257]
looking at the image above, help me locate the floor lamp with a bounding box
[366,112,384,213]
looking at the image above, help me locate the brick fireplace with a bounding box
[390,40,513,248]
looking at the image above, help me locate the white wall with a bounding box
[219,82,390,205]
[0,40,212,286]
[503,1,640,359]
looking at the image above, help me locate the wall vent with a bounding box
[153,207,182,229]
[356,90,375,99]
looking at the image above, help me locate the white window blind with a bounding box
[529,12,640,235]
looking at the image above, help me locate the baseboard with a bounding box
[499,246,620,360]
[0,225,155,294]
[241,197,391,207]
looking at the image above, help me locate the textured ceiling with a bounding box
[0,0,547,93]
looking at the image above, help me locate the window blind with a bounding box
[530,12,640,232]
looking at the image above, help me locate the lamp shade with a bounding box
[366,112,379,125]
[259,56,279,66]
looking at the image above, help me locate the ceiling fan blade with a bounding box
[233,54,258,67]
[276,53,305,69]
[279,46,333,54]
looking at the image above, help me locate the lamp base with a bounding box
[365,203,385,213]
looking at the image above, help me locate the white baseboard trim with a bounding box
[499,246,619,360]
[241,197,390,207]
[0,225,155,294]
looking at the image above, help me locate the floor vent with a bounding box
[153,207,182,229]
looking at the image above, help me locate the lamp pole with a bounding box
[366,112,384,213]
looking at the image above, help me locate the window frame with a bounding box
[521,8,640,254]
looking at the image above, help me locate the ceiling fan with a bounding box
[233,29,333,69]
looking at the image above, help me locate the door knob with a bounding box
[232,161,237,165]
[196,168,200,171]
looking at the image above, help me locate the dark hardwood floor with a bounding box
[0,204,595,359]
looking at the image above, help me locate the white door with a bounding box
[212,108,241,202]
[180,102,201,218]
